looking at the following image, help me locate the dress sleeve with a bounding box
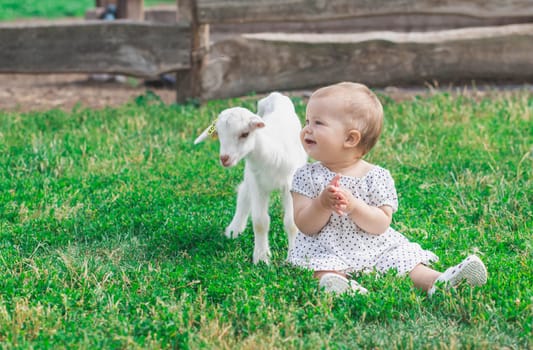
[368,168,399,212]
[291,164,319,198]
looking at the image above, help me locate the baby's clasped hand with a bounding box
[320,174,351,216]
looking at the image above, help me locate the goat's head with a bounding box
[194,107,265,167]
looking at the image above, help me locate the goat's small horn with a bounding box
[193,118,218,144]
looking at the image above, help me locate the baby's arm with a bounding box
[292,175,343,236]
[347,196,392,234]
[334,187,392,235]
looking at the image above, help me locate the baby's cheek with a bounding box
[299,129,307,143]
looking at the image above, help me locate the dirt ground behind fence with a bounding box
[0,73,178,112]
[1,73,532,113]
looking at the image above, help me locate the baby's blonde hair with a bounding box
[311,82,384,155]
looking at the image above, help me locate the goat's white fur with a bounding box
[195,92,307,264]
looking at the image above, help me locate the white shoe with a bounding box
[349,280,369,295]
[428,255,487,296]
[319,273,368,295]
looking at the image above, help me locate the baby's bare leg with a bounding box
[313,270,347,279]
[409,264,441,292]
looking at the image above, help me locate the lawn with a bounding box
[0,90,531,348]
[0,0,177,20]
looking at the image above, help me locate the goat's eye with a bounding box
[240,132,249,139]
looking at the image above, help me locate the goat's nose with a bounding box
[220,154,230,165]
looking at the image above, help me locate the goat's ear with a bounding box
[194,119,218,144]
[249,115,266,130]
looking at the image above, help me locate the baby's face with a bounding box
[301,95,349,162]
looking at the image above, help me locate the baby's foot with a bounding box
[319,273,368,295]
[428,255,487,296]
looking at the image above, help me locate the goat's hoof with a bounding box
[224,228,242,239]
[253,250,271,265]
[253,256,270,265]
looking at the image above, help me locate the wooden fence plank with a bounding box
[210,15,533,36]
[0,20,190,78]
[198,23,533,100]
[196,0,533,24]
[139,6,533,32]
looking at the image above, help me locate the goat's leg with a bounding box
[281,187,298,257]
[251,190,271,264]
[225,182,250,239]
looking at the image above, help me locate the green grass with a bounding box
[0,0,177,20]
[0,90,531,348]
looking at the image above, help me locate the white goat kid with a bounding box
[194,92,307,264]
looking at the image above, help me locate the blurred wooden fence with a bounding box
[1,0,533,102]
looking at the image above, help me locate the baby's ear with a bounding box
[345,129,361,148]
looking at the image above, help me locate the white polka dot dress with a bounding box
[289,162,438,276]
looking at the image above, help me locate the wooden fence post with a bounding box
[117,0,144,20]
[176,0,209,102]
